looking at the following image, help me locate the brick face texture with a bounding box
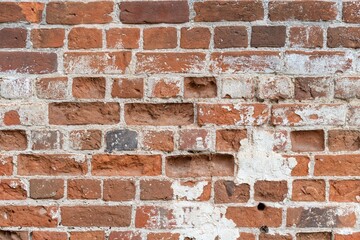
[1,1,360,239]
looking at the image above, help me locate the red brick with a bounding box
[3,110,20,126]
[343,1,360,23]
[269,1,337,21]
[214,26,248,48]
[259,233,292,240]
[32,231,67,240]
[109,231,141,240]
[147,233,180,240]
[61,206,131,227]
[49,102,120,125]
[68,28,102,49]
[92,154,162,176]
[150,77,181,98]
[226,206,282,227]
[70,231,105,240]
[181,27,210,49]
[103,180,135,201]
[214,180,250,203]
[111,78,143,99]
[0,130,27,151]
[106,28,140,49]
[198,103,269,126]
[294,77,331,100]
[143,130,174,152]
[0,2,44,23]
[47,2,113,24]
[0,28,27,48]
[194,1,264,22]
[31,130,63,150]
[0,206,58,227]
[140,180,173,200]
[0,231,28,240]
[315,155,360,176]
[166,154,234,178]
[251,26,286,47]
[210,51,281,73]
[30,179,64,200]
[0,52,57,74]
[68,179,101,200]
[0,156,13,176]
[184,77,217,98]
[179,129,210,151]
[72,77,105,99]
[254,181,288,202]
[292,179,325,202]
[328,27,360,48]
[297,232,332,240]
[335,233,360,240]
[287,207,356,228]
[328,130,360,152]
[291,130,325,152]
[289,26,323,48]
[144,27,177,50]
[31,29,65,48]
[18,154,87,176]
[125,103,193,126]
[283,155,309,176]
[330,180,360,202]
[136,52,206,73]
[69,130,102,150]
[119,1,189,24]
[272,104,347,126]
[216,129,247,152]
[135,206,176,229]
[0,179,26,200]
[36,77,68,100]
[64,52,131,74]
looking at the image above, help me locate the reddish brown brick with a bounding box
[30,179,64,200]
[194,1,264,22]
[106,28,140,49]
[103,180,135,201]
[61,206,131,227]
[111,78,143,99]
[0,130,27,151]
[292,179,325,202]
[254,181,288,202]
[120,1,189,24]
[0,28,27,48]
[181,27,210,49]
[92,154,162,176]
[291,130,325,152]
[214,26,248,48]
[140,180,173,200]
[251,26,286,48]
[31,29,65,48]
[47,2,113,24]
[144,27,177,50]
[143,130,174,152]
[72,77,106,99]
[0,2,44,23]
[67,179,101,200]
[214,180,250,203]
[166,154,234,178]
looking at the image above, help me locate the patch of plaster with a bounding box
[236,129,297,184]
[172,181,208,201]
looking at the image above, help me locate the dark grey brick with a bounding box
[105,129,138,152]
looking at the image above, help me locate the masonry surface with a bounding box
[0,0,360,239]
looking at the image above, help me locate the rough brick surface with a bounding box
[1,1,360,239]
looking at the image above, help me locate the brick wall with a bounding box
[0,0,360,239]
